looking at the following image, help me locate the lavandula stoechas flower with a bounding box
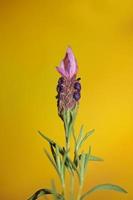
[56,47,81,118]
[56,47,81,147]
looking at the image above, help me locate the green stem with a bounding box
[62,183,66,200]
[77,184,83,200]
[63,112,69,151]
[66,136,70,152]
[70,174,74,200]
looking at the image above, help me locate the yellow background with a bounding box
[0,0,133,199]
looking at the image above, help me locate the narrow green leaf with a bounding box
[69,157,78,172]
[79,149,103,164]
[38,131,64,154]
[68,110,73,133]
[73,153,78,167]
[71,104,79,123]
[80,184,127,200]
[61,150,68,180]
[66,157,74,175]
[44,149,59,176]
[27,188,53,200]
[84,146,91,169]
[50,144,57,163]
[72,127,76,144]
[89,155,103,161]
[63,111,68,135]
[78,129,94,150]
[27,188,64,200]
[38,131,55,145]
[55,145,61,172]
[79,153,86,185]
[76,125,84,151]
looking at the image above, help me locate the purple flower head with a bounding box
[56,47,81,118]
[56,47,78,79]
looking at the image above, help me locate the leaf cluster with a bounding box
[27,128,127,200]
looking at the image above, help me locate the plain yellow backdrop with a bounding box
[0,0,133,199]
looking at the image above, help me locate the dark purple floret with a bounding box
[56,75,81,116]
[73,92,81,101]
[57,84,63,93]
[58,77,64,84]
[74,82,81,91]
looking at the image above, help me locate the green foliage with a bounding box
[27,188,64,200]
[76,128,95,152]
[44,149,60,176]
[28,125,127,200]
[80,184,127,200]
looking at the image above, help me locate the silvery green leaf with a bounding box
[76,125,84,151]
[67,109,75,141]
[78,129,94,150]
[73,153,79,167]
[38,131,64,154]
[84,146,91,168]
[55,145,61,173]
[61,150,68,179]
[66,158,80,181]
[79,153,86,185]
[38,131,55,145]
[78,146,91,167]
[44,149,59,176]
[80,184,127,200]
[27,188,64,200]
[66,157,74,175]
[89,155,103,161]
[50,144,56,163]
[27,189,52,200]
[72,127,76,144]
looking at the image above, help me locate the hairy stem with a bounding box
[76,184,83,200]
[70,174,74,200]
[62,183,65,199]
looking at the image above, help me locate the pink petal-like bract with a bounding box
[56,47,78,78]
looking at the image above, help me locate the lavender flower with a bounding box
[56,47,81,117]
